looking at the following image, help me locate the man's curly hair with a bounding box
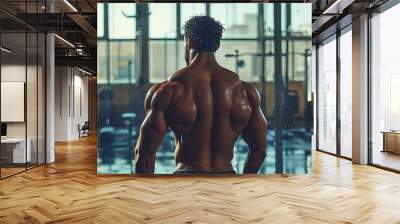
[183,16,224,52]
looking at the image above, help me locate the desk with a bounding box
[382,131,400,155]
[1,138,31,163]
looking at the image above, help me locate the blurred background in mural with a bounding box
[97,3,312,174]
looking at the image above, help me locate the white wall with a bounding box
[1,64,26,81]
[55,66,69,141]
[55,67,89,141]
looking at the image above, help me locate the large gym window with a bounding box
[149,40,185,83]
[149,4,177,39]
[180,3,206,27]
[210,4,258,39]
[108,4,136,39]
[216,40,261,81]
[108,42,136,84]
[98,3,104,38]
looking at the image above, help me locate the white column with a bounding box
[352,14,369,164]
[54,67,73,141]
[46,32,55,163]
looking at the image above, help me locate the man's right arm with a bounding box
[242,83,268,174]
[134,82,174,174]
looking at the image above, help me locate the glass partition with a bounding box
[0,1,46,179]
[27,31,38,169]
[317,36,337,154]
[339,28,352,158]
[371,4,400,171]
[1,31,28,177]
[38,32,46,165]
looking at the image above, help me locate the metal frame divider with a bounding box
[0,16,2,179]
[336,25,341,157]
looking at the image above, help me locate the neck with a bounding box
[190,51,216,65]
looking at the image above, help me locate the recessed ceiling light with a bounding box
[54,34,75,48]
[1,47,11,53]
[323,0,353,15]
[63,0,78,12]
[78,67,94,76]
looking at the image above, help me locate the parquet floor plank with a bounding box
[0,135,399,223]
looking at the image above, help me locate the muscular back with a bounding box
[135,58,267,174]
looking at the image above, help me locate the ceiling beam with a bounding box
[322,0,356,14]
[55,55,96,72]
[67,13,97,39]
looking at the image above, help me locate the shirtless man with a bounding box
[134,16,267,174]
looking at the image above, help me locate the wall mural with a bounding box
[97,3,312,175]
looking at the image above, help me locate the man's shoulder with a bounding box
[145,80,183,112]
[169,66,191,82]
[216,65,240,80]
[148,80,183,105]
[150,78,184,93]
[240,81,259,94]
[157,80,184,94]
[240,81,261,106]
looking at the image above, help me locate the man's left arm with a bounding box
[242,83,268,174]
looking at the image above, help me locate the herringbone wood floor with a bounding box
[1,135,400,224]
